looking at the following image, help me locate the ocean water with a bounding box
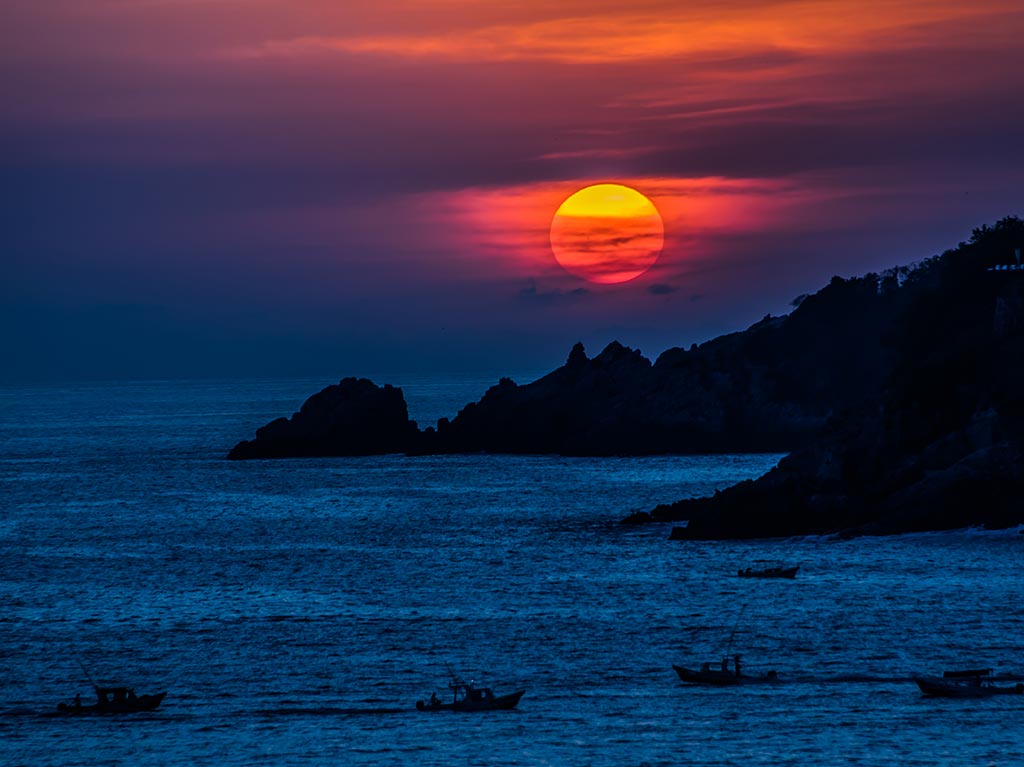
[1,376,1023,767]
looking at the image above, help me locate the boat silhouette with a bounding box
[417,669,524,712]
[914,669,1024,698]
[56,685,167,715]
[738,565,799,579]
[673,655,779,686]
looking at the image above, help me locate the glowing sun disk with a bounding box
[550,183,664,284]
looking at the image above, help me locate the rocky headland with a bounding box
[227,377,418,459]
[229,260,906,459]
[228,217,1024,538]
[633,217,1024,537]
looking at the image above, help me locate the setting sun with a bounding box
[550,183,664,284]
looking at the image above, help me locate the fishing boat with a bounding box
[56,686,167,714]
[417,671,525,712]
[913,669,1024,698]
[673,606,780,686]
[672,656,778,686]
[737,565,799,579]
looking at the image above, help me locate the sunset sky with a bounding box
[3,0,1023,380]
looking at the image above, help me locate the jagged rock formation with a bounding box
[229,311,889,459]
[228,377,418,459]
[424,312,876,455]
[415,276,918,456]
[233,241,934,460]
[229,219,1024,537]
[228,256,918,459]
[233,255,926,459]
[642,217,1024,538]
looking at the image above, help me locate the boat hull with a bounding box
[57,692,167,715]
[673,665,779,686]
[738,566,799,579]
[914,676,1023,698]
[418,690,525,712]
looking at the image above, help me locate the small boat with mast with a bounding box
[673,606,779,686]
[56,658,167,715]
[417,667,525,712]
[57,685,167,715]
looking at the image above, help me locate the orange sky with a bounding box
[3,0,1023,377]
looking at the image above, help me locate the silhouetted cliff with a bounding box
[230,269,909,459]
[641,217,1024,537]
[421,265,907,455]
[228,377,418,459]
[229,217,1024,541]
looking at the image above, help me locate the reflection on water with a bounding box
[1,379,1022,766]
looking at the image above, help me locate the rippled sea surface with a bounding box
[2,376,1023,767]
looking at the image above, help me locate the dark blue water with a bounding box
[2,377,1022,766]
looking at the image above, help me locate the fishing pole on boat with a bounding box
[724,603,748,660]
[75,655,100,691]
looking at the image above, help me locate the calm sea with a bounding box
[1,376,1022,766]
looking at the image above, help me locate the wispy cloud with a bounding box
[232,2,1018,64]
[538,147,657,162]
[4,0,1024,379]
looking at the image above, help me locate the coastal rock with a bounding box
[231,261,914,459]
[231,219,1024,538]
[228,377,417,459]
[230,246,918,460]
[421,291,899,456]
[427,341,658,455]
[656,217,1024,538]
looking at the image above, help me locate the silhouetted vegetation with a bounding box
[653,216,1024,538]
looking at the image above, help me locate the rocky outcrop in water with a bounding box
[232,229,932,460]
[233,242,926,459]
[229,220,1024,538]
[423,319,862,455]
[229,314,886,459]
[646,217,1024,538]
[228,377,418,459]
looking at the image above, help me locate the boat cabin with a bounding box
[448,678,495,702]
[95,686,138,706]
[465,686,494,703]
[699,655,742,675]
